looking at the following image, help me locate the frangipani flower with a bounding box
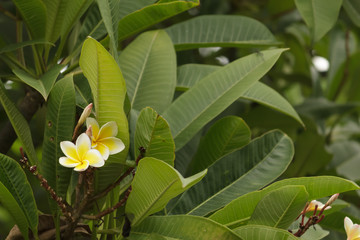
[304,200,331,213]
[59,133,104,171]
[345,216,360,240]
[86,117,125,160]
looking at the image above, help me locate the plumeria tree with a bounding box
[0,0,360,239]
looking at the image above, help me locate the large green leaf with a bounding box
[125,158,207,226]
[0,154,38,236]
[13,64,63,101]
[294,0,343,42]
[249,186,308,229]
[134,107,175,166]
[234,225,298,240]
[13,0,46,39]
[118,0,199,42]
[119,30,176,113]
[0,182,29,240]
[187,116,251,175]
[0,82,38,165]
[80,37,129,191]
[0,39,54,54]
[176,64,303,127]
[131,215,242,240]
[209,176,359,228]
[343,0,360,27]
[166,15,280,51]
[163,49,286,151]
[168,130,294,216]
[41,76,75,208]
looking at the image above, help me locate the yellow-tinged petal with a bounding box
[60,141,78,160]
[76,133,91,159]
[95,142,110,160]
[84,149,104,167]
[74,160,90,172]
[345,217,360,240]
[99,137,125,154]
[59,157,79,168]
[98,121,118,139]
[86,117,100,138]
[346,217,353,235]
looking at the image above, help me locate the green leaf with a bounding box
[0,154,38,236]
[209,176,358,228]
[80,37,129,191]
[118,0,199,42]
[131,215,242,240]
[168,130,294,216]
[166,15,280,51]
[74,73,93,109]
[0,39,54,54]
[134,107,175,166]
[177,64,304,127]
[294,0,343,42]
[13,64,63,101]
[13,0,46,39]
[163,49,286,151]
[125,157,207,226]
[119,30,176,113]
[249,186,308,229]
[187,116,251,175]
[0,182,29,240]
[234,225,298,240]
[41,76,75,209]
[0,82,38,165]
[343,0,360,28]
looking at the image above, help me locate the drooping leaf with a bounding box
[131,215,242,240]
[41,76,75,209]
[13,64,63,101]
[166,15,280,51]
[168,130,294,216]
[118,0,199,42]
[0,39,54,54]
[80,37,129,191]
[119,30,176,113]
[125,157,207,226]
[187,116,251,175]
[343,0,360,28]
[163,49,286,151]
[234,225,298,240]
[249,186,308,229]
[134,107,175,166]
[12,0,46,40]
[0,82,38,165]
[0,182,29,240]
[74,73,93,109]
[294,0,343,42]
[0,154,38,236]
[176,64,304,127]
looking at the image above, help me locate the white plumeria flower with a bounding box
[59,133,104,171]
[304,200,331,213]
[345,217,360,240]
[86,117,125,160]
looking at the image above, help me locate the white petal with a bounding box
[59,157,79,168]
[76,133,91,159]
[345,217,354,236]
[74,160,89,172]
[86,117,100,138]
[95,142,110,160]
[84,149,105,168]
[98,121,118,139]
[60,141,77,160]
[99,137,125,154]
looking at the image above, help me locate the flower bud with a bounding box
[77,103,93,128]
[326,193,339,206]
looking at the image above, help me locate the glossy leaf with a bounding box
[131,215,242,240]
[0,82,38,165]
[13,64,63,101]
[163,49,286,151]
[80,37,129,191]
[294,0,343,42]
[119,30,176,113]
[0,182,29,240]
[249,186,308,229]
[118,0,199,42]
[234,225,298,240]
[0,154,38,236]
[134,107,175,166]
[41,76,75,208]
[13,0,46,39]
[177,64,303,126]
[125,157,207,226]
[168,130,294,216]
[166,15,280,51]
[187,116,251,175]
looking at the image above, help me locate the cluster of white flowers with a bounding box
[59,107,124,172]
